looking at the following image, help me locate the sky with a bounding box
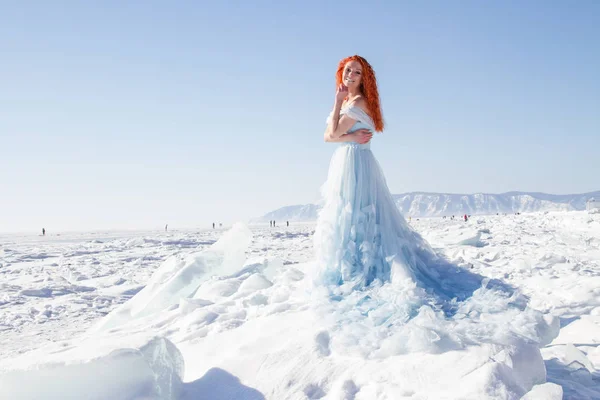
[1,1,599,232]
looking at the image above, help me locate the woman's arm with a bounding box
[326,132,357,143]
[324,113,360,142]
[324,85,359,141]
[324,87,372,143]
[325,129,373,144]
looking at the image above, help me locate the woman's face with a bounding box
[342,60,363,90]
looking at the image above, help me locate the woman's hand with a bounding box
[351,129,373,144]
[335,83,348,104]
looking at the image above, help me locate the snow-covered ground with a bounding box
[0,212,599,399]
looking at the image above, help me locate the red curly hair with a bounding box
[336,55,384,132]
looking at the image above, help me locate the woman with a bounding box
[314,55,440,290]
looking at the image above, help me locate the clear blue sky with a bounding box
[1,1,599,232]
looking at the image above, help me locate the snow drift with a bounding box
[0,220,568,399]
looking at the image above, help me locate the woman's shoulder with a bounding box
[344,96,369,115]
[348,97,368,113]
[344,97,375,126]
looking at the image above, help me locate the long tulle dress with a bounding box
[312,104,556,353]
[314,104,442,289]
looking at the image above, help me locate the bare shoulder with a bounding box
[351,97,368,113]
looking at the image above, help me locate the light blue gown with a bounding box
[312,105,556,354]
[314,104,442,289]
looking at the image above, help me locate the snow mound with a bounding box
[522,383,563,399]
[93,223,251,332]
[0,336,184,400]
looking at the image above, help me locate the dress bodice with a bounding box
[326,105,376,150]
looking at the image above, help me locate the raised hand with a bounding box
[335,83,348,104]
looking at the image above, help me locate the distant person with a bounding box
[165,224,168,232]
[273,220,276,227]
[270,220,272,227]
[219,222,222,227]
[287,221,289,227]
[212,222,215,229]
[464,214,468,222]
[42,228,46,236]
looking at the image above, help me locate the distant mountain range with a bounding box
[253,191,600,222]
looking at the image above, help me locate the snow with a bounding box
[0,336,184,400]
[588,199,600,213]
[255,191,600,221]
[1,211,599,399]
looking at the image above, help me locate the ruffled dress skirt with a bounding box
[313,138,442,290]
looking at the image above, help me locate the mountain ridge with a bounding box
[253,190,600,222]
